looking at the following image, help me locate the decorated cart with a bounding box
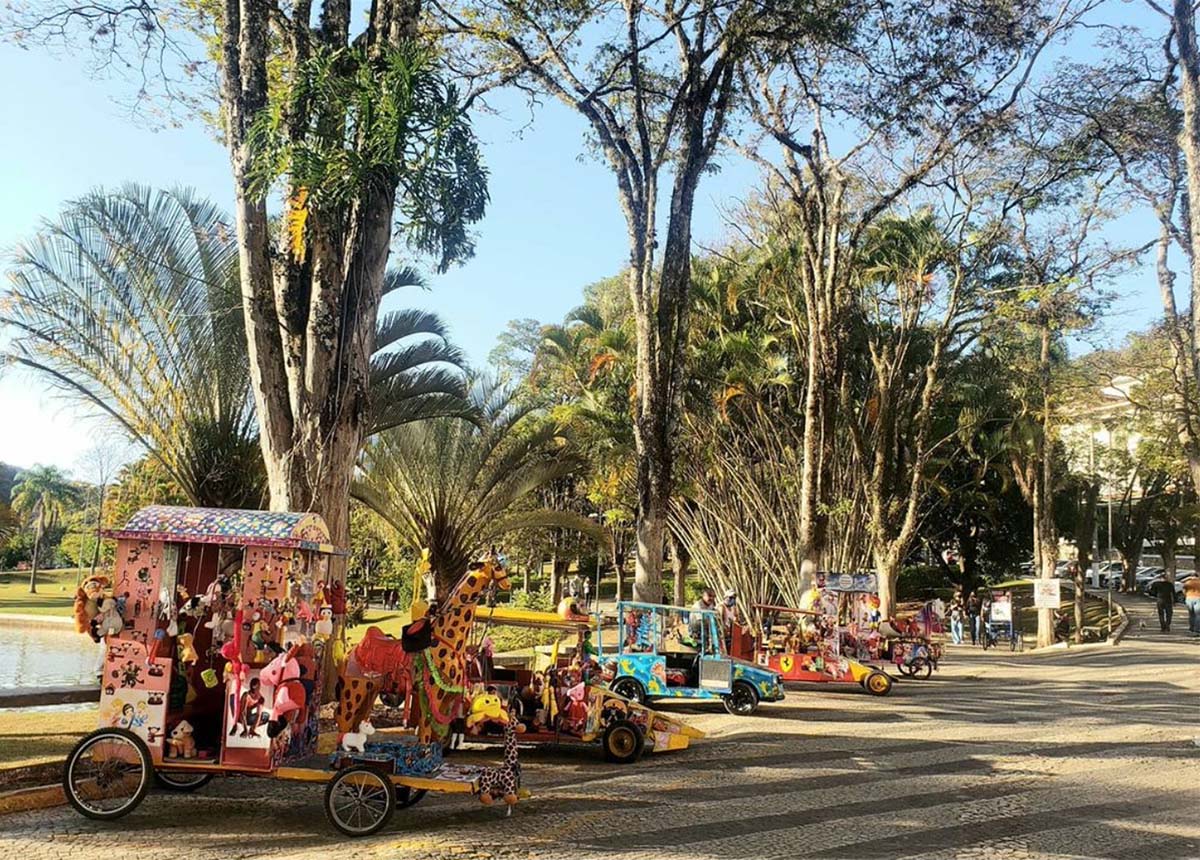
[63,506,521,836]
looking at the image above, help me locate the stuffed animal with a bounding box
[340,720,375,753]
[477,718,526,815]
[261,645,307,738]
[93,598,124,638]
[314,607,334,642]
[73,575,111,635]
[329,580,347,615]
[465,691,507,733]
[166,720,197,759]
[177,632,199,666]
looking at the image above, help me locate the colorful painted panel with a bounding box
[103,505,338,552]
[98,639,172,763]
[110,539,166,646]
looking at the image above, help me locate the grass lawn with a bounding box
[0,569,79,618]
[0,706,97,770]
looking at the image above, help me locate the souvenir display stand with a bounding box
[63,506,512,837]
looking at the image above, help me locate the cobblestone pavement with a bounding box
[3,615,1196,860]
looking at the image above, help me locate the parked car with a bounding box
[599,601,786,716]
[1087,561,1123,588]
[1135,567,1165,592]
[1142,574,1184,603]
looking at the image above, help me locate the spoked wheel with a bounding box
[63,728,152,820]
[722,681,759,717]
[395,785,427,809]
[154,770,214,792]
[864,671,893,696]
[324,766,395,837]
[908,658,933,680]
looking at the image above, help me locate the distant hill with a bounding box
[0,463,18,505]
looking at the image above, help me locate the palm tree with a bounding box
[353,378,606,595]
[3,185,468,509]
[11,465,79,593]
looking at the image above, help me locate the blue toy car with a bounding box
[597,601,785,716]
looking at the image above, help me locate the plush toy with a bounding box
[261,645,307,738]
[166,720,197,759]
[329,580,347,615]
[73,575,111,635]
[477,718,526,815]
[250,611,271,661]
[465,691,507,733]
[314,607,334,642]
[177,632,199,666]
[93,598,124,639]
[340,720,375,753]
[560,680,589,734]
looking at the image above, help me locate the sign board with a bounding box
[815,572,878,593]
[989,593,1012,623]
[1033,578,1061,609]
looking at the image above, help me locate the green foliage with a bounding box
[484,587,562,654]
[247,43,488,272]
[896,565,952,600]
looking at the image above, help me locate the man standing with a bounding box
[689,587,717,641]
[1148,575,1176,632]
[582,577,592,611]
[1182,573,1200,635]
[966,590,981,646]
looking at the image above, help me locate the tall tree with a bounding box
[11,465,79,593]
[435,0,841,600]
[736,0,1098,592]
[10,0,489,560]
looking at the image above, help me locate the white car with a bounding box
[1087,561,1123,588]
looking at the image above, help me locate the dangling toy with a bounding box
[177,584,204,617]
[329,580,347,615]
[477,717,526,816]
[93,598,124,639]
[73,575,111,635]
[314,606,334,642]
[177,632,199,667]
[250,610,271,661]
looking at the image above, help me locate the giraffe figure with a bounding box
[413,557,511,744]
[477,716,525,815]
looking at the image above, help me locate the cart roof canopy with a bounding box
[476,606,595,631]
[102,505,343,553]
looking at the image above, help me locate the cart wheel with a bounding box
[154,770,213,792]
[324,766,395,837]
[722,681,759,717]
[395,785,427,809]
[912,659,933,680]
[612,678,645,704]
[864,671,893,696]
[63,727,152,821]
[602,720,645,764]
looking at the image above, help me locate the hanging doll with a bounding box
[314,606,334,642]
[250,610,272,661]
[73,575,111,635]
[92,598,125,640]
[176,632,199,667]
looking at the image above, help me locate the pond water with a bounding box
[0,622,102,688]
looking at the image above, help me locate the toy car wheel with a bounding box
[154,770,213,792]
[722,681,759,717]
[864,671,893,696]
[612,678,645,704]
[324,765,395,837]
[395,786,428,809]
[602,720,645,764]
[63,727,152,820]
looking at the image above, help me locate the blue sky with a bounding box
[0,5,1167,475]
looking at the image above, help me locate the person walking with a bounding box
[1182,573,1200,635]
[948,590,965,645]
[1148,575,1176,632]
[582,578,591,610]
[979,592,993,649]
[966,591,981,645]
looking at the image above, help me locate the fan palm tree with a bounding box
[3,185,468,509]
[11,465,79,593]
[353,378,607,595]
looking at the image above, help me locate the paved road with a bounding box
[2,608,1196,860]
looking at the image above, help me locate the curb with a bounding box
[0,783,64,815]
[0,613,74,628]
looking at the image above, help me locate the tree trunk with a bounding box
[1173,0,1200,396]
[1035,324,1057,649]
[1075,480,1098,645]
[875,551,899,621]
[670,532,690,606]
[89,483,105,579]
[27,514,43,594]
